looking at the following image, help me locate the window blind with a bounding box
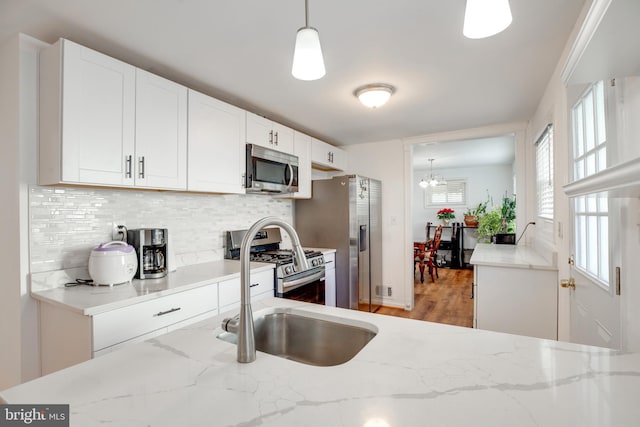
[427,180,466,205]
[535,124,554,219]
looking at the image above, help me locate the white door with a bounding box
[292,131,312,199]
[62,39,136,186]
[187,89,246,193]
[135,69,187,190]
[568,195,621,349]
[245,112,274,149]
[566,81,621,349]
[271,122,294,154]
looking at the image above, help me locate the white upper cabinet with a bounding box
[40,38,136,186]
[187,89,246,194]
[311,137,347,171]
[134,69,187,190]
[292,131,312,198]
[39,39,187,190]
[246,111,294,154]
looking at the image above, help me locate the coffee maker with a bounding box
[127,228,168,279]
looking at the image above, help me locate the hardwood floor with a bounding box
[375,267,474,328]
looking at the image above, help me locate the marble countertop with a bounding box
[470,243,557,270]
[2,298,639,426]
[30,260,274,316]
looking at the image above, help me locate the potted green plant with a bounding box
[492,193,516,244]
[500,193,516,232]
[477,207,503,242]
[463,199,489,227]
[463,192,491,227]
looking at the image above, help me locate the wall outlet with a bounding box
[387,286,392,297]
[112,223,127,241]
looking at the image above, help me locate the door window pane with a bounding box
[571,82,609,287]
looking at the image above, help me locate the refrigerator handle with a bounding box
[359,225,367,252]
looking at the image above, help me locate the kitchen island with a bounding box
[2,298,639,426]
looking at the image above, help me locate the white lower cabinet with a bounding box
[218,269,274,312]
[473,265,558,340]
[39,269,274,375]
[323,252,336,307]
[92,284,216,351]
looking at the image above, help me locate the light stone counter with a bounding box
[470,243,557,270]
[2,298,639,426]
[30,260,274,316]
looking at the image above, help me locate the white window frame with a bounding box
[570,81,609,287]
[424,179,467,207]
[535,124,554,220]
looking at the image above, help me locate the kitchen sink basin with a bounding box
[217,308,377,366]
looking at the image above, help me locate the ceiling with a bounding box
[0,0,586,146]
[413,134,515,170]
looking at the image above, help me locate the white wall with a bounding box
[343,139,407,308]
[0,34,46,389]
[411,164,514,241]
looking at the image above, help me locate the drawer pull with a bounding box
[250,283,259,288]
[154,307,181,317]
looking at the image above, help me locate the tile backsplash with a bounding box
[29,186,293,273]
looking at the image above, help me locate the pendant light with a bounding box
[292,0,325,81]
[419,159,447,188]
[463,0,513,39]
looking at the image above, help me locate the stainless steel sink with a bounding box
[217,308,377,366]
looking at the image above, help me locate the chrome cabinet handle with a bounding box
[125,155,132,178]
[274,131,278,145]
[269,130,273,145]
[154,307,181,317]
[138,156,145,179]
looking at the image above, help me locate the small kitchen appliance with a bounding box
[245,144,299,194]
[225,227,326,303]
[88,241,138,286]
[127,228,168,279]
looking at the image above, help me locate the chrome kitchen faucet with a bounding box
[222,217,310,363]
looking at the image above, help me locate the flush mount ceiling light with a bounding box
[354,84,395,108]
[419,159,447,188]
[291,0,326,81]
[463,0,513,39]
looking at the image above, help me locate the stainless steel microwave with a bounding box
[245,144,299,194]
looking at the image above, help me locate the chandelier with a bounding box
[419,159,447,188]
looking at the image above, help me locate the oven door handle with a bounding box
[282,270,325,290]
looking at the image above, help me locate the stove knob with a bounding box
[284,266,293,274]
[318,258,324,265]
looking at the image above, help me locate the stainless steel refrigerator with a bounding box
[295,175,382,312]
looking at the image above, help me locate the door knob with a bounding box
[560,278,576,289]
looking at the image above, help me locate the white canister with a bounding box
[88,241,138,286]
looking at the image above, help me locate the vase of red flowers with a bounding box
[436,208,455,226]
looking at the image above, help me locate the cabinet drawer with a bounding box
[218,269,274,311]
[93,284,217,351]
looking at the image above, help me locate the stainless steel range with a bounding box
[225,227,326,302]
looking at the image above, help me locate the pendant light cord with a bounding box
[305,0,309,28]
